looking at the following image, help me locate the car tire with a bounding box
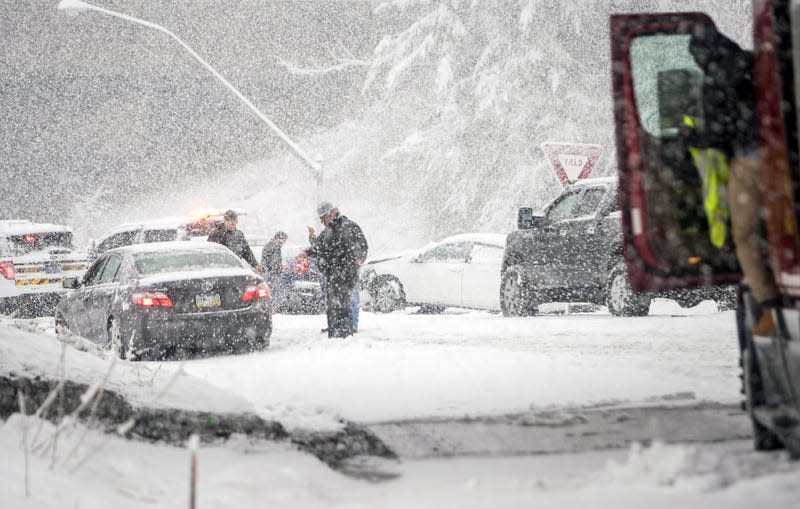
[500,268,538,317]
[107,316,127,360]
[607,264,651,317]
[370,276,406,313]
[251,332,270,351]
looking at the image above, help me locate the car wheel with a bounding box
[607,264,651,317]
[371,276,406,313]
[107,317,126,360]
[500,268,538,317]
[417,305,445,314]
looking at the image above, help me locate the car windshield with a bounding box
[134,250,243,275]
[6,231,73,254]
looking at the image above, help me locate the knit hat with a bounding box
[316,201,336,217]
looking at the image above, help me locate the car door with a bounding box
[88,253,123,341]
[65,255,108,339]
[558,185,619,288]
[404,241,473,306]
[461,243,505,310]
[533,190,583,287]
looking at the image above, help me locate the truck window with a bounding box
[7,231,74,254]
[546,192,581,222]
[630,34,703,138]
[572,188,606,217]
[792,1,800,145]
[143,229,178,243]
[98,230,138,253]
[419,242,473,263]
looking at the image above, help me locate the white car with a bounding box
[91,208,248,258]
[361,233,507,313]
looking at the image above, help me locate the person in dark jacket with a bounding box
[299,202,367,338]
[687,27,779,335]
[261,231,288,278]
[261,231,288,308]
[210,210,264,274]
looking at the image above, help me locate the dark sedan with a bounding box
[56,242,272,360]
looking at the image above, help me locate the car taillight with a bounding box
[294,256,309,274]
[132,291,174,308]
[0,261,14,280]
[242,282,270,302]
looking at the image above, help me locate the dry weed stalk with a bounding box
[18,392,30,498]
[69,362,187,474]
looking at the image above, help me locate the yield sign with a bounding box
[541,142,605,187]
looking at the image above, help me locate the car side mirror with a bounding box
[517,208,544,230]
[63,277,81,289]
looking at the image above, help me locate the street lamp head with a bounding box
[57,0,91,11]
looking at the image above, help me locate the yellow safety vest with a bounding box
[687,146,731,248]
[682,115,731,248]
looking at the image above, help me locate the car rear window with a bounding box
[134,250,243,275]
[6,232,73,254]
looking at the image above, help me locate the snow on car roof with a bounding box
[106,240,230,255]
[100,216,195,236]
[0,220,72,235]
[436,232,507,247]
[567,176,617,189]
[367,233,506,263]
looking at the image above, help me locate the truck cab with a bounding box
[0,220,87,316]
[611,1,800,456]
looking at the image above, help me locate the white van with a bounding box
[0,220,87,316]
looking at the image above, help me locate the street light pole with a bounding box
[57,0,322,184]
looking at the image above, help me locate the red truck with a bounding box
[611,1,800,457]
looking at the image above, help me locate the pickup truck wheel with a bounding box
[500,268,538,317]
[607,264,651,317]
[370,276,406,313]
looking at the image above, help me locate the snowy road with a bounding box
[178,300,742,431]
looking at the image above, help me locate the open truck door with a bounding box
[610,13,742,293]
[611,5,800,457]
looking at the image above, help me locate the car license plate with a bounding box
[195,293,221,309]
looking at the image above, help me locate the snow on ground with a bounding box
[2,414,798,509]
[4,299,800,508]
[180,299,741,429]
